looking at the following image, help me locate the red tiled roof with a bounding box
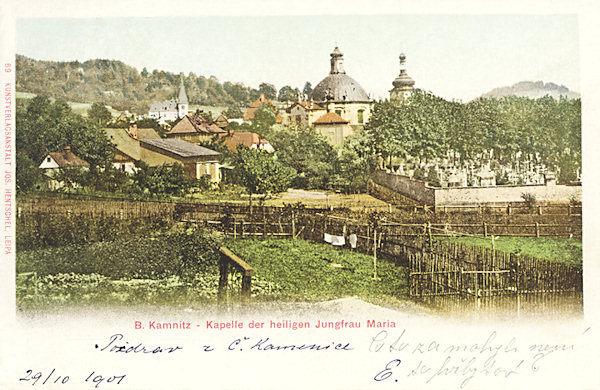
[313,112,349,125]
[219,131,270,153]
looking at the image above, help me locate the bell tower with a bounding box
[390,53,415,101]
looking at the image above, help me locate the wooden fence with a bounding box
[218,247,255,304]
[406,240,583,315]
[17,196,583,314]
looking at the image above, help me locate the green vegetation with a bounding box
[232,146,296,211]
[17,225,222,278]
[224,238,408,305]
[16,55,302,113]
[436,236,582,266]
[366,90,581,184]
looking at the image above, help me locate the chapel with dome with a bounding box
[309,46,371,128]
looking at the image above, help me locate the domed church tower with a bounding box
[310,47,371,130]
[390,53,415,101]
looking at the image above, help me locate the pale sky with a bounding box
[15,14,579,102]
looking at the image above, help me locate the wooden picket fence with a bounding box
[406,240,583,315]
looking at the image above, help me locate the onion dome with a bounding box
[392,53,415,89]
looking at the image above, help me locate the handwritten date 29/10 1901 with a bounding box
[19,368,126,388]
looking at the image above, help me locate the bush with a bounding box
[17,214,171,250]
[521,192,537,209]
[16,225,223,280]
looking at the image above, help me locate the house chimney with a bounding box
[63,146,71,153]
[129,121,138,139]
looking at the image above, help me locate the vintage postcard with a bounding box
[1,0,599,389]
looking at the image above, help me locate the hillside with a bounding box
[481,81,580,99]
[15,55,268,114]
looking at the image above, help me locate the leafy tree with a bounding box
[232,146,296,212]
[250,105,277,137]
[258,82,277,100]
[277,85,299,102]
[222,105,244,119]
[302,82,313,98]
[131,162,193,197]
[16,95,115,192]
[87,102,112,127]
[270,129,337,190]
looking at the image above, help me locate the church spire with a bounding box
[178,74,188,104]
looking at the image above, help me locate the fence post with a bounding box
[218,253,229,304]
[507,205,511,215]
[372,228,378,280]
[483,223,488,237]
[241,273,252,302]
[291,209,296,239]
[567,205,571,217]
[535,222,540,238]
[538,205,542,215]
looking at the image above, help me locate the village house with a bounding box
[105,122,161,173]
[284,101,326,127]
[39,146,90,189]
[166,113,226,143]
[106,122,222,182]
[213,114,229,130]
[140,139,221,182]
[218,131,274,153]
[243,93,283,124]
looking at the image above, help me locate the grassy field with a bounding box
[16,91,123,117]
[436,236,582,266]
[224,238,408,306]
[190,188,392,211]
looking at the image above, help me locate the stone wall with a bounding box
[372,170,582,206]
[372,170,435,205]
[434,183,581,206]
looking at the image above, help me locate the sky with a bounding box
[15,14,580,102]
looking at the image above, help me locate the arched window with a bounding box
[357,109,364,124]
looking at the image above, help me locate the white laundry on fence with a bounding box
[349,234,357,249]
[324,233,333,243]
[330,235,346,246]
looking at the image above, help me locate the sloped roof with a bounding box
[243,93,283,123]
[313,112,349,125]
[219,131,270,153]
[149,100,178,113]
[47,147,89,167]
[167,114,226,136]
[105,128,161,160]
[141,139,221,159]
[213,115,229,129]
[286,101,325,113]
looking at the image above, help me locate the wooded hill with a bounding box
[15,55,275,114]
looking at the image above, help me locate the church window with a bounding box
[357,109,364,124]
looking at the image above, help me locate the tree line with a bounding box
[366,90,581,183]
[16,55,311,114]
